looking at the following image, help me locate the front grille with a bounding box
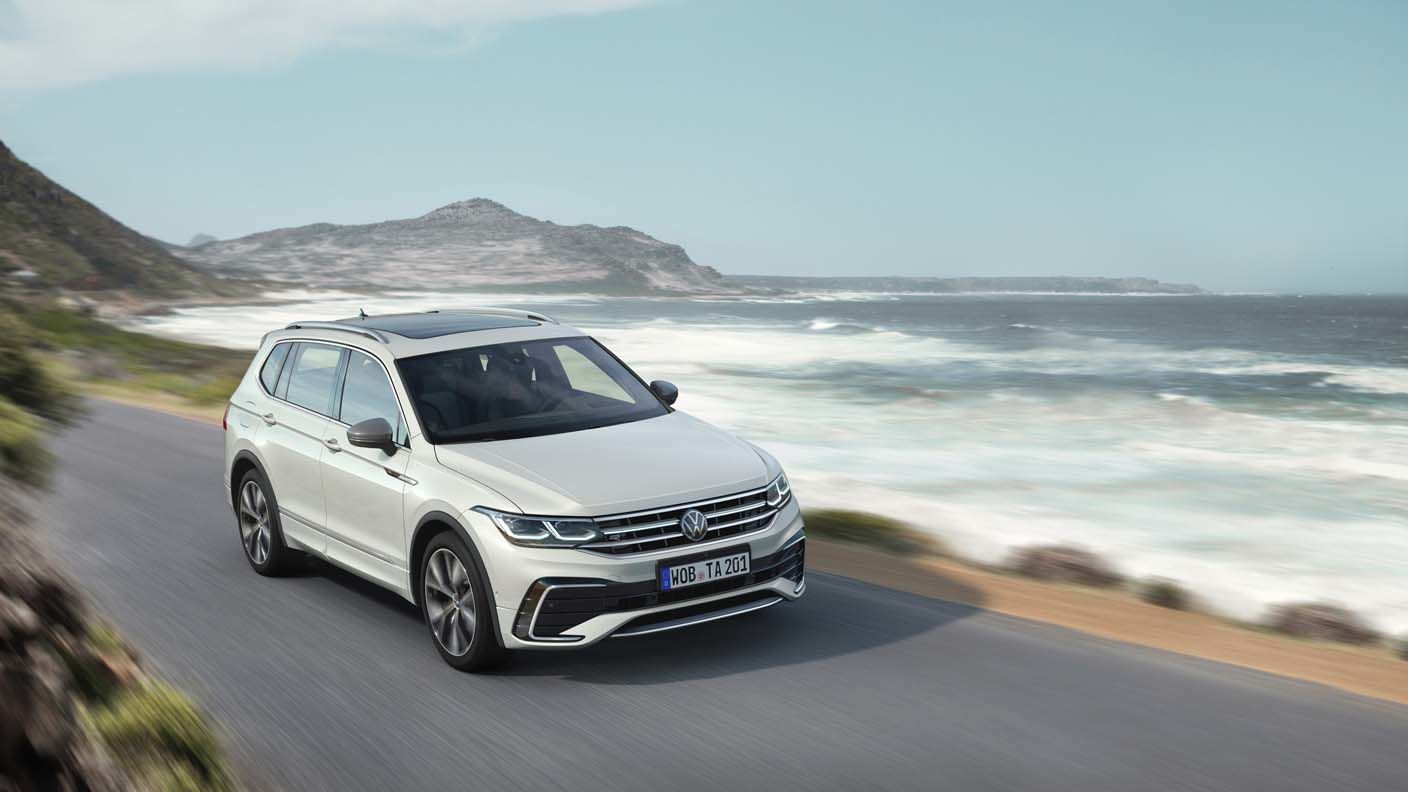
[582,486,789,556]
[517,536,805,639]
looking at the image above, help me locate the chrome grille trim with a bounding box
[598,485,769,523]
[584,485,788,556]
[703,498,770,519]
[603,517,679,536]
[581,532,685,549]
[710,509,778,532]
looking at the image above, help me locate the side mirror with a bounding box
[347,417,396,453]
[650,380,679,406]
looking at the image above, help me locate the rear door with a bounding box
[261,341,345,552]
[319,349,411,591]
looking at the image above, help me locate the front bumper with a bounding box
[470,498,806,650]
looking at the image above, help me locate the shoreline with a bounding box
[84,394,1408,707]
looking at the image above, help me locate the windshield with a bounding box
[397,336,669,443]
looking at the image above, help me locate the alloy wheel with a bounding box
[424,548,476,657]
[238,480,272,566]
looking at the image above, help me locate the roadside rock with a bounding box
[1009,545,1124,587]
[0,518,132,791]
[0,594,40,642]
[1267,603,1381,646]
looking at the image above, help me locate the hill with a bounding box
[0,140,217,295]
[171,199,729,294]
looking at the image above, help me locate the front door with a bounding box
[320,349,411,593]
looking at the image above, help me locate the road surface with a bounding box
[38,401,1408,791]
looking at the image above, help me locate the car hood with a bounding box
[434,412,772,516]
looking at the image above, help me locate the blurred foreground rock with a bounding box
[0,525,126,792]
[1009,545,1124,587]
[1267,603,1381,646]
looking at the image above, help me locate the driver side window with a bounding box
[340,351,406,444]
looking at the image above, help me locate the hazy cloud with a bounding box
[0,0,654,91]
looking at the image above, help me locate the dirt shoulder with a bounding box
[808,539,1408,706]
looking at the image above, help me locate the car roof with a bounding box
[274,308,587,358]
[336,311,541,339]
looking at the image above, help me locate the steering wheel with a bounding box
[418,400,446,432]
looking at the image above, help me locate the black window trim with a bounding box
[259,342,291,395]
[261,337,414,448]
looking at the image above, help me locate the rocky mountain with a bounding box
[733,275,1204,294]
[0,139,216,295]
[172,199,730,294]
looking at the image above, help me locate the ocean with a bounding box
[136,291,1408,632]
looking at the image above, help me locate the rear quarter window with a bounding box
[259,343,290,393]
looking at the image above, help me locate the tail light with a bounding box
[222,402,231,431]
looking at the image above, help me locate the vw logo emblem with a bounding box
[680,509,709,542]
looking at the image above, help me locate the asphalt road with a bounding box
[38,400,1408,791]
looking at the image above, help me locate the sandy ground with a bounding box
[91,394,1407,707]
[808,540,1408,706]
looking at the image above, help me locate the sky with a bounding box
[1,0,1405,292]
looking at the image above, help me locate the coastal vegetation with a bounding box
[0,309,236,791]
[1137,578,1192,611]
[5,298,250,411]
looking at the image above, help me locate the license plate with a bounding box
[660,551,750,591]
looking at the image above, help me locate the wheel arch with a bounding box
[229,450,266,513]
[410,511,503,647]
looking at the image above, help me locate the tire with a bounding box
[420,531,508,672]
[234,468,297,576]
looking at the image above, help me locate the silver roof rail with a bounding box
[427,307,558,324]
[284,321,389,343]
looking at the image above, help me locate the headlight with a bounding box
[474,507,602,548]
[766,471,792,508]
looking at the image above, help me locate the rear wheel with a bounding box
[236,470,296,576]
[420,531,507,672]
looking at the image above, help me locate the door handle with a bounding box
[261,412,277,426]
[323,438,342,453]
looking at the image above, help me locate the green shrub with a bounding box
[0,396,52,487]
[90,683,233,791]
[59,620,137,704]
[0,309,80,423]
[147,761,209,792]
[1139,578,1191,610]
[185,374,243,405]
[803,509,936,555]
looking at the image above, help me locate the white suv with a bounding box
[223,309,804,670]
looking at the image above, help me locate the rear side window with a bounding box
[259,343,290,393]
[284,343,344,416]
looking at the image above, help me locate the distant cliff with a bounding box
[171,199,730,295]
[729,275,1204,294]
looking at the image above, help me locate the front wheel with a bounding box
[420,532,507,672]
